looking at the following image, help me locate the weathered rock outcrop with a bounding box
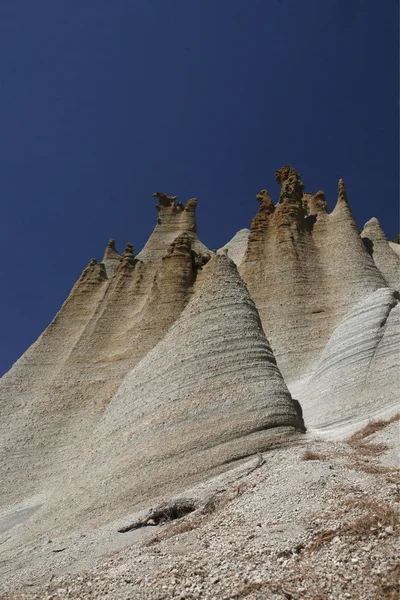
[137,193,209,261]
[218,228,250,266]
[361,217,400,290]
[240,168,386,382]
[101,238,121,276]
[388,241,400,257]
[0,195,209,507]
[297,288,399,437]
[0,169,398,593]
[23,254,303,538]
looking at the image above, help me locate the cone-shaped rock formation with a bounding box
[297,288,399,437]
[0,169,398,591]
[137,193,209,261]
[0,196,209,508]
[24,254,304,538]
[361,217,400,290]
[101,238,121,276]
[218,228,250,266]
[240,169,386,382]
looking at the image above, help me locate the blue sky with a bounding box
[1,0,398,375]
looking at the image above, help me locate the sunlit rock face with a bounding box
[239,168,386,383]
[27,254,303,539]
[361,217,400,291]
[0,171,398,579]
[0,195,209,507]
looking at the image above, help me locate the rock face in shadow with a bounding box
[239,168,386,382]
[25,254,304,537]
[0,195,209,507]
[361,218,400,290]
[297,288,399,437]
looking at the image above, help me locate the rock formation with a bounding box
[239,169,386,383]
[0,168,398,593]
[297,287,399,437]
[361,217,400,290]
[218,228,250,267]
[0,194,209,508]
[22,254,303,540]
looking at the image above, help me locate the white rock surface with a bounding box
[218,228,249,266]
[22,254,303,541]
[297,287,399,438]
[361,217,400,290]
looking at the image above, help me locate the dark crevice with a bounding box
[118,499,197,533]
[305,214,317,231]
[362,236,374,256]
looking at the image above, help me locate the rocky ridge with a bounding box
[0,168,398,597]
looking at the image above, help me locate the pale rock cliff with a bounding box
[0,169,398,594]
[0,195,209,507]
[17,254,304,540]
[361,217,400,290]
[240,168,386,383]
[218,228,250,266]
[297,287,399,437]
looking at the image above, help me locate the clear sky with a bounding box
[1,0,398,375]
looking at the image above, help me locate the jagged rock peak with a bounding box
[362,217,387,241]
[117,242,136,272]
[275,165,299,184]
[256,189,275,214]
[361,218,400,290]
[314,190,326,203]
[102,237,121,262]
[165,232,192,256]
[153,192,198,214]
[185,197,198,212]
[303,190,328,215]
[275,165,305,204]
[338,178,348,203]
[153,192,177,209]
[80,258,107,282]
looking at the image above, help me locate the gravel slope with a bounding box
[2,417,398,600]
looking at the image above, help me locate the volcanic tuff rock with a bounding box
[0,168,398,595]
[297,287,399,437]
[239,171,386,383]
[218,228,250,267]
[388,239,400,256]
[361,217,400,290]
[21,254,303,541]
[0,195,208,507]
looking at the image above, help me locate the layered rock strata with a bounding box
[297,287,399,437]
[19,254,304,538]
[361,217,400,290]
[240,168,386,382]
[0,195,209,507]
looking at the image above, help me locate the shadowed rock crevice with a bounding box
[118,499,197,532]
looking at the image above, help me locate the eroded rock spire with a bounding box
[80,258,107,283]
[275,165,305,205]
[118,242,136,272]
